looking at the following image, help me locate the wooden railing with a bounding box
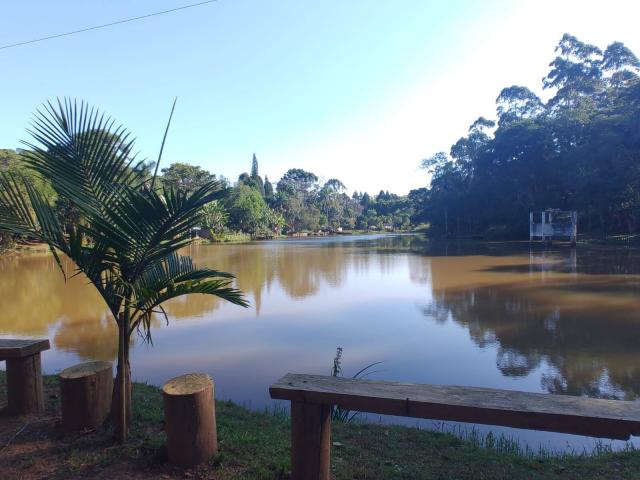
[270,373,640,480]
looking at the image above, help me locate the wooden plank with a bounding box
[270,374,640,440]
[0,339,50,359]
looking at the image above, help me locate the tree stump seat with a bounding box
[59,361,113,432]
[163,373,217,467]
[0,339,50,414]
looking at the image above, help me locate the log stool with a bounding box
[0,339,50,414]
[163,373,217,467]
[59,361,113,432]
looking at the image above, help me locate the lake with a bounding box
[2,234,640,451]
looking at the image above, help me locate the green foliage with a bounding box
[161,162,218,194]
[0,149,57,245]
[0,99,247,440]
[0,148,56,202]
[201,200,228,236]
[330,347,381,423]
[227,184,272,236]
[264,175,274,198]
[272,168,322,232]
[154,152,411,238]
[416,34,640,238]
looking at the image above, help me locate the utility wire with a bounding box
[0,0,218,51]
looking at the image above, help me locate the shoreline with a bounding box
[1,372,640,479]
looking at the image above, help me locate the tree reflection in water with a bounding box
[4,235,640,404]
[419,248,640,400]
[0,239,371,359]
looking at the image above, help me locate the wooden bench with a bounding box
[0,339,50,414]
[270,373,640,480]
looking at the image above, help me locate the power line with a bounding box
[0,0,218,51]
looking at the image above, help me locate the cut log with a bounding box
[163,373,217,467]
[6,353,44,414]
[59,361,113,432]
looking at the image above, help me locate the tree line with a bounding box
[1,149,414,245]
[162,154,413,238]
[412,34,640,239]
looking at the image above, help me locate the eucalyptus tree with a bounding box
[415,34,640,238]
[0,99,247,442]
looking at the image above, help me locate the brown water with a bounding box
[2,234,640,450]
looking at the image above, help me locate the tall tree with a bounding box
[264,175,274,198]
[415,34,640,238]
[161,163,216,194]
[251,153,259,178]
[227,184,271,235]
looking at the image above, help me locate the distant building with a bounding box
[529,210,577,245]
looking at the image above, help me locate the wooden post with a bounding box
[59,361,113,432]
[290,401,331,480]
[163,373,217,467]
[6,353,44,414]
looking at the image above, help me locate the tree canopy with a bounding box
[161,162,218,194]
[414,34,640,238]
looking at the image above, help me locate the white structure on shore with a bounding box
[529,210,577,245]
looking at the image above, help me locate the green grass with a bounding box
[2,373,640,479]
[203,231,253,243]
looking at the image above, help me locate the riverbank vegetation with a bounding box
[0,149,414,248]
[411,34,640,239]
[155,155,415,239]
[2,372,640,479]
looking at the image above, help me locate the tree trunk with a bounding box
[444,208,449,237]
[112,359,131,441]
[112,313,132,443]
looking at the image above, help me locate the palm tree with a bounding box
[0,99,248,442]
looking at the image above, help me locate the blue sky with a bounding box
[1,0,639,194]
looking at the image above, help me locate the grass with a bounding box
[2,372,640,479]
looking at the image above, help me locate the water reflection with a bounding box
[0,237,380,357]
[420,249,640,400]
[2,235,640,409]
[0,254,116,358]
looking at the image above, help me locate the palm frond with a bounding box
[130,252,247,342]
[22,98,143,219]
[2,98,248,346]
[0,172,41,238]
[0,172,72,274]
[78,180,229,279]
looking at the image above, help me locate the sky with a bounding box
[1,0,639,195]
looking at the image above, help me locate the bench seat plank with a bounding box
[270,373,640,440]
[0,339,50,360]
